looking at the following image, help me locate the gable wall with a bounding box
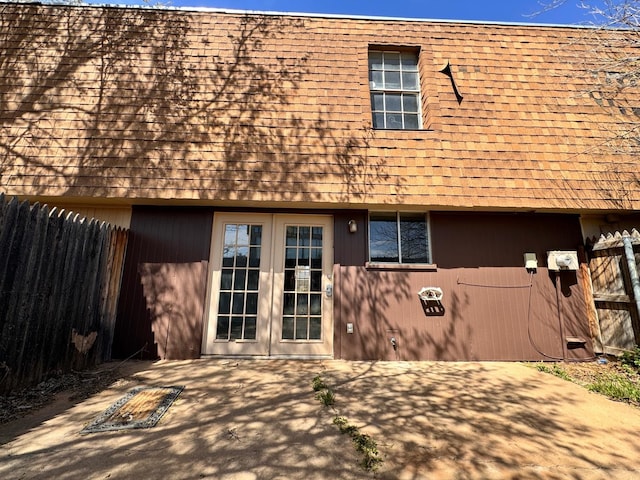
[1,3,639,212]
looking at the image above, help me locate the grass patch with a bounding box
[587,373,640,403]
[312,375,327,392]
[621,346,640,373]
[333,416,383,472]
[315,388,335,406]
[312,375,383,472]
[312,375,335,406]
[535,363,573,381]
[533,359,640,407]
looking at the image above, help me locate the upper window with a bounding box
[369,212,430,264]
[368,50,421,130]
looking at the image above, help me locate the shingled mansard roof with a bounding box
[0,2,638,211]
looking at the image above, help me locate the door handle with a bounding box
[325,284,333,297]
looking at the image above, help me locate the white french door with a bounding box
[202,213,333,357]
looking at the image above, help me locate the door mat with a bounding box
[80,385,184,434]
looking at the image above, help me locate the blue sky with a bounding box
[87,0,607,25]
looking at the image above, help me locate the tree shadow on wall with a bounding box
[0,4,393,204]
[546,26,640,211]
[338,266,473,361]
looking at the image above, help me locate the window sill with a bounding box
[365,262,437,272]
[370,128,435,141]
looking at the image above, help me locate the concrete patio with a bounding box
[1,359,640,479]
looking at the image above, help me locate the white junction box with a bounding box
[524,252,538,269]
[547,251,579,271]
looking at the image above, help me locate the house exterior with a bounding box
[1,2,639,361]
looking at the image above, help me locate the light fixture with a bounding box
[348,219,357,233]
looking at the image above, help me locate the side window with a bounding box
[368,49,421,130]
[369,212,430,264]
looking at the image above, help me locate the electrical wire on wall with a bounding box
[456,277,533,289]
[529,270,597,362]
[457,272,597,362]
[524,271,565,361]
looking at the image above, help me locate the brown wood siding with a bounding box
[336,212,593,361]
[113,207,213,360]
[333,211,368,266]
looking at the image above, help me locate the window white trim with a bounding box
[368,49,422,130]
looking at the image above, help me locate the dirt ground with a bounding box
[1,359,640,479]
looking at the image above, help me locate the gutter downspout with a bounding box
[622,233,640,324]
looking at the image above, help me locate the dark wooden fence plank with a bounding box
[13,204,50,388]
[30,207,63,386]
[44,210,76,377]
[0,200,32,380]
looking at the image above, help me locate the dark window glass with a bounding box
[233,269,246,290]
[369,213,399,262]
[244,317,257,340]
[247,269,259,290]
[295,319,308,340]
[220,269,233,290]
[400,213,429,263]
[309,317,322,340]
[218,292,231,314]
[216,316,229,340]
[404,114,420,129]
[230,317,243,340]
[282,317,294,339]
[246,293,258,315]
[369,212,430,264]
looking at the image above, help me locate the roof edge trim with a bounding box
[11,1,600,29]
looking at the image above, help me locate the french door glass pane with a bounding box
[233,270,246,290]
[299,226,310,246]
[281,224,324,341]
[295,320,308,340]
[312,227,322,246]
[216,316,229,340]
[220,270,232,290]
[247,270,259,290]
[245,317,257,339]
[309,317,321,340]
[217,223,262,341]
[282,317,294,339]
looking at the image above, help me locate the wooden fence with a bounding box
[587,229,640,354]
[0,194,128,393]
